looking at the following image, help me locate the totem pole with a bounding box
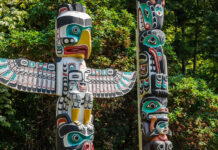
[0,3,136,150]
[136,0,173,150]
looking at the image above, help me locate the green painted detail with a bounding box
[156,80,162,88]
[66,24,91,44]
[142,100,160,114]
[101,70,107,75]
[122,76,130,82]
[67,132,93,146]
[143,35,165,48]
[69,81,78,90]
[69,65,75,71]
[0,58,7,62]
[140,82,143,88]
[116,84,121,90]
[0,64,8,69]
[38,62,43,67]
[143,80,148,86]
[3,70,11,77]
[120,80,127,87]
[163,82,167,88]
[57,46,63,50]
[123,72,132,75]
[140,4,152,25]
[157,52,162,56]
[29,61,36,67]
[159,122,168,128]
[155,6,163,14]
[10,73,16,81]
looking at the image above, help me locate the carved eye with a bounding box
[147,102,157,109]
[80,83,86,86]
[72,26,80,34]
[64,38,69,44]
[148,37,156,45]
[72,135,79,142]
[144,8,149,18]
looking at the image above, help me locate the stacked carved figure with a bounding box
[137,0,173,150]
[0,3,136,150]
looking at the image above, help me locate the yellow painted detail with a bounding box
[65,53,85,59]
[84,109,92,125]
[64,30,92,59]
[71,108,80,122]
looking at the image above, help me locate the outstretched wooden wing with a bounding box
[0,58,56,94]
[84,68,136,98]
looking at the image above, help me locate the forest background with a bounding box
[0,0,217,149]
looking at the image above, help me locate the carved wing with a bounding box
[0,58,57,94]
[84,68,136,98]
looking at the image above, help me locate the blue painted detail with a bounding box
[163,82,167,88]
[66,24,91,45]
[95,69,100,75]
[0,58,7,62]
[3,70,11,77]
[0,64,8,69]
[157,52,162,56]
[42,65,47,70]
[116,84,121,90]
[120,80,127,87]
[122,76,130,82]
[69,81,78,90]
[29,61,36,67]
[142,100,161,114]
[123,72,132,75]
[91,70,95,76]
[143,80,149,86]
[156,80,161,88]
[69,64,76,71]
[140,82,143,88]
[67,132,93,146]
[101,70,107,75]
[10,73,16,81]
[38,62,43,67]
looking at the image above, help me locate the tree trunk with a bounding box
[182,58,186,75]
[193,0,199,74]
[193,27,199,74]
[181,26,186,75]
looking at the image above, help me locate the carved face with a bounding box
[56,4,92,59]
[63,132,94,149]
[137,0,164,31]
[139,30,165,50]
[139,30,165,74]
[57,114,94,150]
[141,97,168,121]
[156,121,169,135]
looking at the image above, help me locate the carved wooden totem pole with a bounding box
[136,0,173,150]
[0,3,136,150]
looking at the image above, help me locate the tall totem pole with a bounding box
[136,0,173,150]
[0,3,136,150]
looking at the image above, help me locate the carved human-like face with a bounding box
[141,97,168,121]
[56,5,92,59]
[137,0,164,31]
[156,121,169,135]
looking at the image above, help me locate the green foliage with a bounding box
[0,85,13,128]
[168,76,218,149]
